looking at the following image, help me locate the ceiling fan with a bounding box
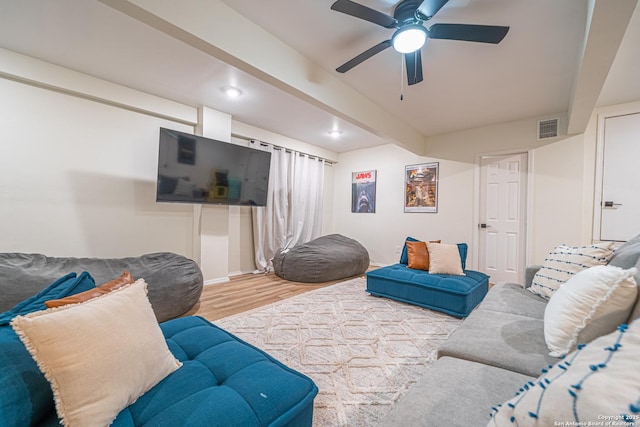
[331,0,510,86]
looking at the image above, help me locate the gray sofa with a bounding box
[380,235,640,426]
[0,252,203,322]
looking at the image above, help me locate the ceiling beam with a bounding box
[100,0,426,155]
[567,0,638,135]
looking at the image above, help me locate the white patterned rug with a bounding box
[215,276,462,426]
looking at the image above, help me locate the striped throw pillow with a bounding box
[529,242,614,299]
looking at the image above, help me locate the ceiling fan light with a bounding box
[392,25,427,53]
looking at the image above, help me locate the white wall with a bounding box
[529,135,587,262]
[0,51,337,284]
[334,144,475,266]
[0,77,195,257]
[334,102,639,270]
[3,49,636,277]
[333,134,590,268]
[227,206,254,275]
[196,106,233,283]
[528,100,640,262]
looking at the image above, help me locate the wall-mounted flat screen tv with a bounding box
[156,128,271,206]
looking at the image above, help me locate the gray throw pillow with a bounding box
[608,234,640,269]
[608,234,640,322]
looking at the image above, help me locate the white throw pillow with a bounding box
[529,242,614,299]
[488,318,640,426]
[11,279,181,427]
[544,265,638,357]
[426,243,465,275]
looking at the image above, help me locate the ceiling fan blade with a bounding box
[429,23,509,44]
[419,0,450,19]
[405,50,423,86]
[331,0,397,29]
[336,40,393,73]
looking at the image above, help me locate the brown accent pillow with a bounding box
[45,271,134,308]
[407,241,430,270]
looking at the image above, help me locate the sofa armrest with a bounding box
[524,265,542,288]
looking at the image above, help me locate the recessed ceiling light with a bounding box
[328,130,343,138]
[222,86,242,98]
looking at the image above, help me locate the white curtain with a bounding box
[252,144,325,272]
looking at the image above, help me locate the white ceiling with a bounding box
[0,0,638,154]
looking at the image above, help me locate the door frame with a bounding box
[593,106,640,242]
[473,149,534,282]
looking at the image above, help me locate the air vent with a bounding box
[537,118,559,140]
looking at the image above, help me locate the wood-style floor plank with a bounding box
[187,272,363,321]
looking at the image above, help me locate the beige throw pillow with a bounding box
[426,243,465,275]
[11,279,181,427]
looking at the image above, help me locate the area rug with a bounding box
[215,276,462,426]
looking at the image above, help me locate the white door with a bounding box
[478,153,528,284]
[598,112,640,241]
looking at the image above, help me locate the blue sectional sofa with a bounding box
[366,241,489,317]
[0,254,317,427]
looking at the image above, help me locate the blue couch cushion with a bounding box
[113,316,318,427]
[399,238,468,270]
[366,264,488,317]
[0,272,96,427]
[457,243,468,270]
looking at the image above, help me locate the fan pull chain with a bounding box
[400,55,404,101]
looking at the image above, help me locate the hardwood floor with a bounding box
[186,272,363,321]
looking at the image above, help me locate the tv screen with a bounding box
[156,128,271,206]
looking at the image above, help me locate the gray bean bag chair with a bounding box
[0,252,203,322]
[273,234,369,283]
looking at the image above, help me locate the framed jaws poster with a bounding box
[351,170,376,213]
[404,162,438,213]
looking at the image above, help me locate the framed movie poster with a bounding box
[404,163,438,213]
[352,170,376,213]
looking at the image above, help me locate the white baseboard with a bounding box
[368,262,387,267]
[203,277,231,286]
[203,269,257,286]
[228,270,256,277]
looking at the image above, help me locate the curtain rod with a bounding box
[231,133,336,165]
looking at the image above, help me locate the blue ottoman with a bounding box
[366,264,489,317]
[112,316,318,427]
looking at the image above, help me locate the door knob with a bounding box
[603,201,623,208]
[479,223,491,229]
